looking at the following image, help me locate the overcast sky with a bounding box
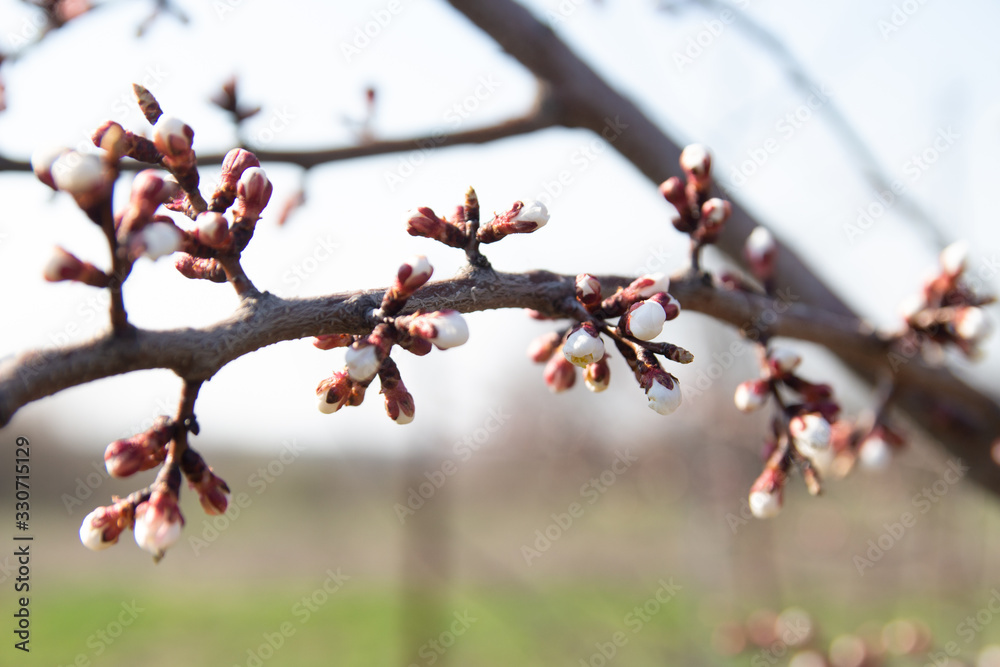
[0,0,997,455]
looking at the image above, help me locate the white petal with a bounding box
[628,301,666,341]
[749,490,781,519]
[346,345,380,382]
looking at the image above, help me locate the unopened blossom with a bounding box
[744,226,777,282]
[317,370,353,414]
[858,434,892,471]
[194,212,232,248]
[563,324,605,367]
[527,331,562,363]
[734,379,769,413]
[623,300,666,341]
[31,146,68,190]
[477,200,549,243]
[133,489,184,558]
[345,344,381,382]
[79,503,128,551]
[575,274,602,311]
[397,255,433,292]
[543,352,576,392]
[104,417,172,477]
[313,334,353,350]
[42,247,107,287]
[130,169,179,215]
[680,143,712,185]
[405,207,467,248]
[233,166,272,220]
[139,221,184,260]
[953,306,990,342]
[768,347,802,375]
[645,373,682,415]
[406,310,469,349]
[192,471,230,515]
[748,467,785,519]
[790,413,832,458]
[51,151,107,197]
[152,115,194,165]
[219,148,261,197]
[699,198,731,238]
[584,358,611,393]
[940,240,968,276]
[634,273,670,299]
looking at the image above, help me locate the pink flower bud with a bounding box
[748,467,785,519]
[152,115,194,159]
[940,240,968,276]
[194,212,232,248]
[563,323,605,367]
[133,489,184,558]
[51,151,107,197]
[345,344,381,382]
[406,310,469,349]
[42,246,84,282]
[623,300,666,341]
[527,331,562,363]
[768,347,801,375]
[383,385,415,424]
[31,146,69,190]
[397,255,433,292]
[789,413,832,458]
[650,292,681,321]
[575,274,602,310]
[220,148,261,195]
[477,200,549,243]
[543,352,576,392]
[699,197,731,239]
[584,358,611,393]
[734,379,769,413]
[138,221,184,260]
[234,166,272,219]
[645,372,682,415]
[317,370,354,414]
[313,334,353,350]
[193,471,231,515]
[680,143,712,184]
[104,418,172,478]
[744,226,777,282]
[130,169,179,213]
[79,504,127,551]
[406,207,468,248]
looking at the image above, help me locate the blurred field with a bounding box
[4,411,1000,666]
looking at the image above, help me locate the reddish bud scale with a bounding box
[649,292,680,321]
[92,121,164,166]
[527,331,563,363]
[543,351,577,392]
[193,212,232,249]
[659,177,693,232]
[180,448,231,516]
[232,167,272,224]
[398,335,434,356]
[584,357,611,392]
[575,274,602,311]
[406,207,468,248]
[695,198,731,243]
[175,255,228,283]
[133,84,163,124]
[476,200,548,244]
[43,247,110,287]
[378,358,415,424]
[104,417,173,478]
[381,256,433,315]
[313,334,353,350]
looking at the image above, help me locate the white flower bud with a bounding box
[426,311,469,349]
[749,489,782,519]
[790,414,832,458]
[898,293,925,321]
[133,491,183,557]
[141,222,184,260]
[745,226,775,261]
[512,200,549,228]
[646,377,682,415]
[31,145,68,188]
[79,508,117,551]
[769,347,802,374]
[563,327,605,367]
[42,246,82,282]
[680,143,710,176]
[345,345,380,382]
[195,212,231,248]
[940,240,969,276]
[636,272,670,298]
[152,115,193,156]
[954,306,990,342]
[734,380,769,413]
[858,435,892,471]
[317,390,341,414]
[51,151,106,196]
[626,300,666,341]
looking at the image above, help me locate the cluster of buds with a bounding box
[658,144,733,270]
[899,241,995,358]
[406,187,549,262]
[315,256,469,424]
[736,345,843,518]
[529,271,690,415]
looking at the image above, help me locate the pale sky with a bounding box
[0,0,997,455]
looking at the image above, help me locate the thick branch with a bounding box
[2,271,998,495]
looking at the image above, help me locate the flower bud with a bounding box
[345,344,381,382]
[31,146,69,190]
[527,331,563,363]
[650,292,681,321]
[748,467,785,519]
[43,246,84,282]
[953,306,990,342]
[220,148,261,196]
[734,379,769,413]
[658,176,687,212]
[563,323,605,367]
[398,255,433,292]
[543,352,576,392]
[406,207,467,248]
[680,143,711,185]
[744,226,777,282]
[193,212,232,248]
[584,358,611,393]
[133,489,185,558]
[623,300,666,341]
[698,197,731,240]
[477,199,549,243]
[79,504,128,551]
[51,151,107,197]
[317,370,353,414]
[768,347,801,375]
[575,274,602,311]
[858,434,892,471]
[380,364,415,425]
[633,273,671,299]
[104,417,172,478]
[789,413,832,458]
[175,255,228,282]
[234,166,272,220]
[645,373,682,415]
[138,221,184,260]
[152,115,194,160]
[313,334,353,350]
[131,169,178,212]
[406,310,469,349]
[940,240,968,276]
